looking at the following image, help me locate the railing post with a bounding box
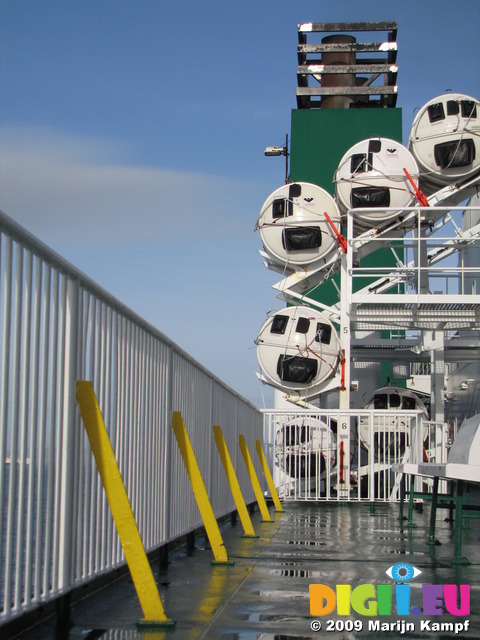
[58,275,80,594]
[171,412,233,565]
[76,381,174,625]
[163,346,174,542]
[368,410,375,504]
[213,426,257,537]
[255,440,283,513]
[338,211,353,504]
[239,435,272,522]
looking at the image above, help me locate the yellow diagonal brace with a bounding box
[238,435,272,522]
[213,426,257,538]
[75,381,173,627]
[171,412,231,564]
[256,439,283,513]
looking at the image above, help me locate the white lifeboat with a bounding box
[275,415,336,484]
[256,182,342,270]
[334,137,419,228]
[408,93,480,194]
[358,386,429,454]
[256,306,341,397]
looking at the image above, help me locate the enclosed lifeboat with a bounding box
[408,93,480,194]
[275,415,336,487]
[256,305,341,397]
[334,137,419,229]
[358,386,430,456]
[256,182,343,271]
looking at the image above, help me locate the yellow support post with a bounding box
[75,381,174,628]
[213,426,257,538]
[238,435,272,522]
[171,412,232,565]
[255,439,283,513]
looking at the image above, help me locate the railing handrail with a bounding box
[0,208,258,411]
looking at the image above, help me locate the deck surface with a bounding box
[18,500,480,639]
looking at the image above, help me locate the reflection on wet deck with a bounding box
[23,502,479,639]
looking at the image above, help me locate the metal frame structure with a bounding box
[345,202,480,420]
[262,408,449,502]
[262,187,480,421]
[261,185,480,498]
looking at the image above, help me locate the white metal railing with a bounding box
[348,205,480,306]
[262,409,426,502]
[0,210,263,625]
[422,420,450,464]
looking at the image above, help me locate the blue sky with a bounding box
[0,0,479,407]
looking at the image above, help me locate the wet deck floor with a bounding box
[18,501,480,639]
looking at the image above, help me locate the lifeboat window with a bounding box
[390,394,401,409]
[368,139,382,154]
[272,198,289,219]
[351,153,368,173]
[427,103,445,123]
[289,183,302,198]
[315,322,332,345]
[434,139,475,169]
[282,227,322,251]
[461,100,477,119]
[277,354,318,384]
[284,425,308,445]
[373,394,387,409]
[271,314,289,335]
[351,187,390,209]
[296,317,310,334]
[447,100,460,116]
[402,396,416,410]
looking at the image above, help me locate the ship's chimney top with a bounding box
[296,21,398,110]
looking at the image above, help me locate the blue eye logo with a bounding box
[386,563,422,582]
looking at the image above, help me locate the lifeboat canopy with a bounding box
[358,386,429,452]
[256,306,341,397]
[256,182,342,270]
[335,137,419,230]
[408,93,480,194]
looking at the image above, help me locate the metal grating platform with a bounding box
[351,301,480,331]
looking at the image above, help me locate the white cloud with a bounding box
[0,126,261,248]
[0,126,277,406]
